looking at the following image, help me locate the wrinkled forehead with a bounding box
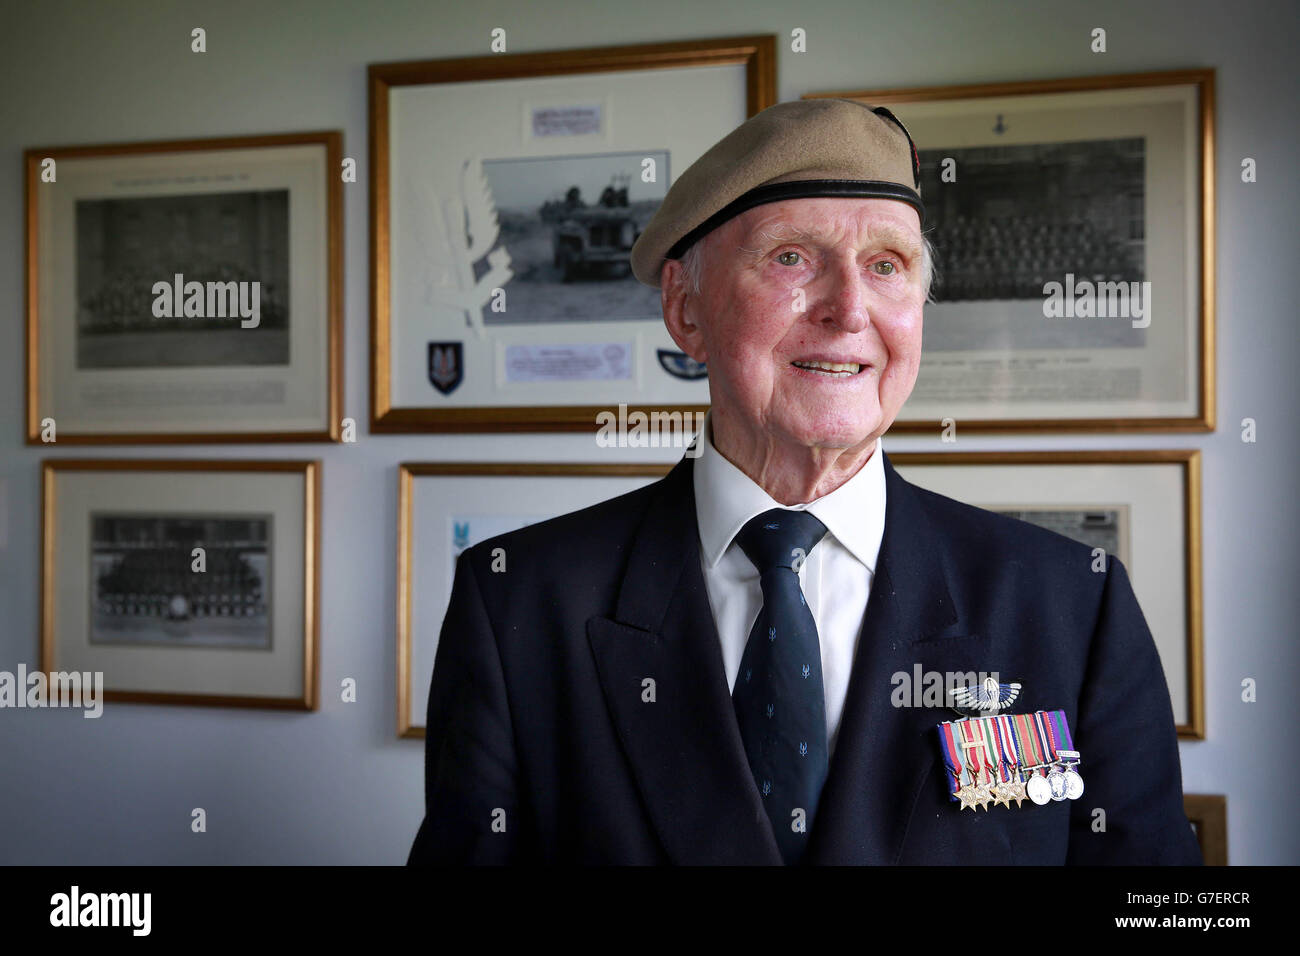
[725,197,923,252]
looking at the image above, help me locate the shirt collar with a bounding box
[693,409,887,572]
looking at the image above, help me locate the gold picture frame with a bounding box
[889,449,1204,739]
[369,35,776,433]
[396,462,670,737]
[25,131,343,443]
[810,70,1216,433]
[1183,793,1228,865]
[41,458,321,710]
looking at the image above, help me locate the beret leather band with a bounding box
[663,178,925,262]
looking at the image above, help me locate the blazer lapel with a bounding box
[806,450,967,864]
[587,456,783,865]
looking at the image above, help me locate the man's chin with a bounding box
[779,418,883,453]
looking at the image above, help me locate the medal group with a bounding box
[936,710,1084,811]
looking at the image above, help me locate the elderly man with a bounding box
[409,99,1201,865]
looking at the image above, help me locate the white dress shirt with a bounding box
[692,411,887,757]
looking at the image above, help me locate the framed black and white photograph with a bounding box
[370,36,776,432]
[42,459,320,709]
[809,70,1215,432]
[480,150,667,315]
[25,132,343,443]
[396,462,669,737]
[889,449,1204,738]
[89,514,272,650]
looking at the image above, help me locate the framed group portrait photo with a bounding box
[26,131,343,443]
[811,69,1216,432]
[41,459,321,710]
[369,35,776,432]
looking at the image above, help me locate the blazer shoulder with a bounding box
[896,474,1117,665]
[903,475,1107,578]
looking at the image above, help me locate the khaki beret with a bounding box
[630,98,923,288]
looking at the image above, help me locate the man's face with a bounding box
[664,197,925,456]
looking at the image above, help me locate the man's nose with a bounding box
[818,257,871,334]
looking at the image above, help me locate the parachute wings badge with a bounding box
[949,677,1022,718]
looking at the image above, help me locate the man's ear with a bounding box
[660,258,708,364]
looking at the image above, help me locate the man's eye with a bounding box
[873,260,897,276]
[776,250,803,266]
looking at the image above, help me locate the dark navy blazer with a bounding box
[409,451,1202,865]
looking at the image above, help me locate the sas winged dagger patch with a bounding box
[428,341,464,395]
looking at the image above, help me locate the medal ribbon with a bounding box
[958,719,984,788]
[1007,714,1031,778]
[1034,710,1059,764]
[977,718,1001,784]
[996,714,1020,781]
[1048,709,1075,753]
[935,722,964,800]
[1014,713,1043,778]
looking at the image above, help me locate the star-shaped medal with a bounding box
[957,785,980,811]
[991,780,1015,809]
[1008,776,1028,809]
[973,782,993,812]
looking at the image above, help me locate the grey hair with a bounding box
[676,232,939,303]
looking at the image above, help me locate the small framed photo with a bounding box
[889,449,1203,738]
[26,132,343,443]
[42,459,321,709]
[396,462,669,737]
[1183,793,1227,865]
[369,35,776,432]
[810,70,1215,432]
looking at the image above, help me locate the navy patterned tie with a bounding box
[732,507,830,865]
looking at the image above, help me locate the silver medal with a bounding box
[1064,768,1084,800]
[1047,767,1068,801]
[1026,773,1051,806]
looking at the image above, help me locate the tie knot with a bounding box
[734,508,828,575]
